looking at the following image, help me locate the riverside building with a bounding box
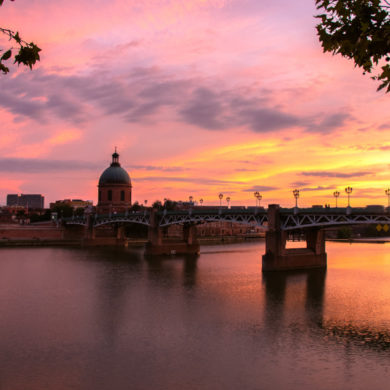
[97,150,132,214]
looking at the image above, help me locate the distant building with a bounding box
[50,199,93,209]
[7,194,44,209]
[6,194,19,206]
[97,150,132,214]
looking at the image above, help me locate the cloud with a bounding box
[0,158,100,173]
[180,88,229,130]
[179,88,301,132]
[234,168,258,172]
[243,185,278,192]
[0,158,186,174]
[301,170,374,178]
[134,176,244,186]
[290,181,310,187]
[304,112,351,133]
[378,122,390,130]
[237,107,300,132]
[132,165,187,172]
[300,186,334,192]
[0,67,354,134]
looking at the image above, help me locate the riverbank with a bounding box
[0,238,80,247]
[0,235,263,248]
[327,238,390,244]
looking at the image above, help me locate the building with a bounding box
[6,194,44,209]
[97,150,132,214]
[50,199,93,210]
[6,194,19,206]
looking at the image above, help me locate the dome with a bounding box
[98,150,131,186]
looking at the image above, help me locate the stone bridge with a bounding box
[63,204,390,271]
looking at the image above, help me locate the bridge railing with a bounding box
[280,207,388,215]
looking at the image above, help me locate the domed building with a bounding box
[97,150,132,214]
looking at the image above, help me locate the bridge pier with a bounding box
[145,210,200,255]
[262,205,327,271]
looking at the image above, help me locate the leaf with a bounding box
[13,31,21,44]
[1,49,11,61]
[0,62,9,74]
[14,43,41,69]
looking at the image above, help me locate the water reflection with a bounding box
[262,267,390,353]
[1,244,390,390]
[262,269,326,338]
[145,254,198,291]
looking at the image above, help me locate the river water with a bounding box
[0,241,390,390]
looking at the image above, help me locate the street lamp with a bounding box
[257,193,262,207]
[345,186,353,207]
[333,191,340,208]
[293,189,300,208]
[218,193,223,207]
[226,196,231,208]
[254,191,259,207]
[386,189,390,208]
[199,198,204,206]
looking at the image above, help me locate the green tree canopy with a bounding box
[316,0,390,92]
[0,0,41,74]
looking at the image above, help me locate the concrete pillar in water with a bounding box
[183,223,198,245]
[262,205,327,271]
[147,209,162,246]
[145,210,200,255]
[115,224,125,240]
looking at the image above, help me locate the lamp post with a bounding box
[293,189,300,208]
[257,193,262,207]
[226,196,231,209]
[333,191,340,208]
[386,189,390,208]
[345,186,353,207]
[199,198,203,206]
[219,193,223,207]
[254,191,259,207]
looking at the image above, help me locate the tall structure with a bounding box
[97,150,132,214]
[7,194,44,209]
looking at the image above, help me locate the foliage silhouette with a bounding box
[0,0,41,74]
[316,0,390,92]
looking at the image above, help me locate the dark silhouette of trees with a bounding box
[0,0,41,74]
[129,201,143,212]
[316,0,390,92]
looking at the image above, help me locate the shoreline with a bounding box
[327,238,390,244]
[0,235,264,248]
[3,236,390,248]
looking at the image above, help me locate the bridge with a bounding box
[63,204,390,271]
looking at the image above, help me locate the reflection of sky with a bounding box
[1,243,390,388]
[0,0,389,207]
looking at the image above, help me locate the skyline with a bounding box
[1,0,389,207]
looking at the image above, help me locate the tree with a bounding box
[163,199,178,210]
[152,200,163,210]
[52,204,73,218]
[315,0,390,92]
[0,0,41,74]
[129,201,142,212]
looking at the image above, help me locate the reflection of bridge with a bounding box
[64,204,390,271]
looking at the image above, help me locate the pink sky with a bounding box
[0,0,389,208]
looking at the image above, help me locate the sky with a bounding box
[0,0,389,208]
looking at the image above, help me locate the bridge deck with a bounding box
[63,206,390,230]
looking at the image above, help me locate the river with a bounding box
[0,241,390,390]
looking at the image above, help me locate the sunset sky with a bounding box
[1,0,389,208]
